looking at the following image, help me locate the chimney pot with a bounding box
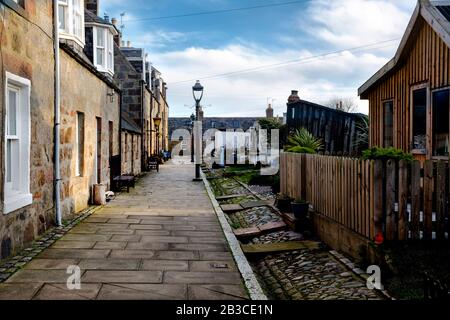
[127,40,131,47]
[121,41,125,47]
[288,90,300,104]
[111,18,117,25]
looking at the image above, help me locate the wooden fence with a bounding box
[280,152,449,242]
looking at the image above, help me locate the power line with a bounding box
[168,38,400,85]
[124,0,307,22]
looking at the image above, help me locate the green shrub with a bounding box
[361,147,414,162]
[285,128,323,154]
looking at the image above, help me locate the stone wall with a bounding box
[0,0,56,259]
[121,131,141,175]
[59,49,121,215]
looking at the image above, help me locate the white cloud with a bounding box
[142,0,417,117]
[302,0,415,48]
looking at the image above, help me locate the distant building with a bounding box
[286,90,366,154]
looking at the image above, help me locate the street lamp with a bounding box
[153,116,162,157]
[192,80,204,181]
[190,113,195,163]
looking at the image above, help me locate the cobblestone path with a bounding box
[0,163,248,300]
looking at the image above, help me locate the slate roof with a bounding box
[85,9,113,26]
[122,114,142,134]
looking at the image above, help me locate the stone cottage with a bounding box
[0,0,56,259]
[0,0,121,260]
[58,2,121,215]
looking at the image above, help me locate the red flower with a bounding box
[374,232,384,245]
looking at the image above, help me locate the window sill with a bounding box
[411,149,427,155]
[3,193,33,214]
[59,32,85,48]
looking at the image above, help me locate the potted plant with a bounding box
[275,193,294,212]
[291,198,309,219]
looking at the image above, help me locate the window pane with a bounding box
[97,48,104,66]
[8,90,17,136]
[58,6,66,30]
[412,88,427,150]
[433,89,450,156]
[6,140,11,183]
[97,28,104,46]
[383,101,394,147]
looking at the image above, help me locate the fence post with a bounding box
[436,161,446,240]
[398,160,408,241]
[423,160,434,240]
[373,160,383,240]
[385,160,396,241]
[411,161,421,240]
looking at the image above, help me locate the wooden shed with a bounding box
[359,0,450,161]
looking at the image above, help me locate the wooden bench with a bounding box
[148,158,159,172]
[113,175,135,193]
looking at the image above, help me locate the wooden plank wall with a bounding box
[287,103,364,155]
[281,152,450,241]
[367,18,450,151]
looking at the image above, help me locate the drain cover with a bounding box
[211,263,229,269]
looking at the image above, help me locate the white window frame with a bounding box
[93,26,114,75]
[3,72,32,214]
[58,0,85,48]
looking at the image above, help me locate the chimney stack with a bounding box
[127,40,131,48]
[85,0,99,16]
[288,90,300,104]
[266,104,274,118]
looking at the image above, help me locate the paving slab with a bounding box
[164,272,242,284]
[25,259,79,270]
[0,163,247,300]
[0,283,43,300]
[82,271,163,283]
[189,260,238,273]
[98,284,187,300]
[188,284,248,300]
[141,260,189,271]
[109,250,156,259]
[38,249,111,259]
[33,283,101,300]
[78,259,140,270]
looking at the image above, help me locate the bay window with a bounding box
[58,0,84,46]
[93,26,114,74]
[4,72,32,214]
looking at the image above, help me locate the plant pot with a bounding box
[291,202,309,219]
[276,196,294,212]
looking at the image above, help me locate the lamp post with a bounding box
[190,113,195,163]
[192,80,204,181]
[153,116,162,157]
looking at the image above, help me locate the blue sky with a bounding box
[101,0,417,117]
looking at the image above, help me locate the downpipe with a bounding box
[53,0,62,226]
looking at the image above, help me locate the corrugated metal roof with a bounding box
[437,6,450,22]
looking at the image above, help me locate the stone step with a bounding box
[215,194,252,201]
[220,204,243,213]
[233,221,287,240]
[241,241,321,254]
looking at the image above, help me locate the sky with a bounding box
[101,0,417,117]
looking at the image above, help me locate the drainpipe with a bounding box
[53,0,62,226]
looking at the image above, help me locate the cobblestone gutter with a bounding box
[0,206,102,283]
[206,168,388,300]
